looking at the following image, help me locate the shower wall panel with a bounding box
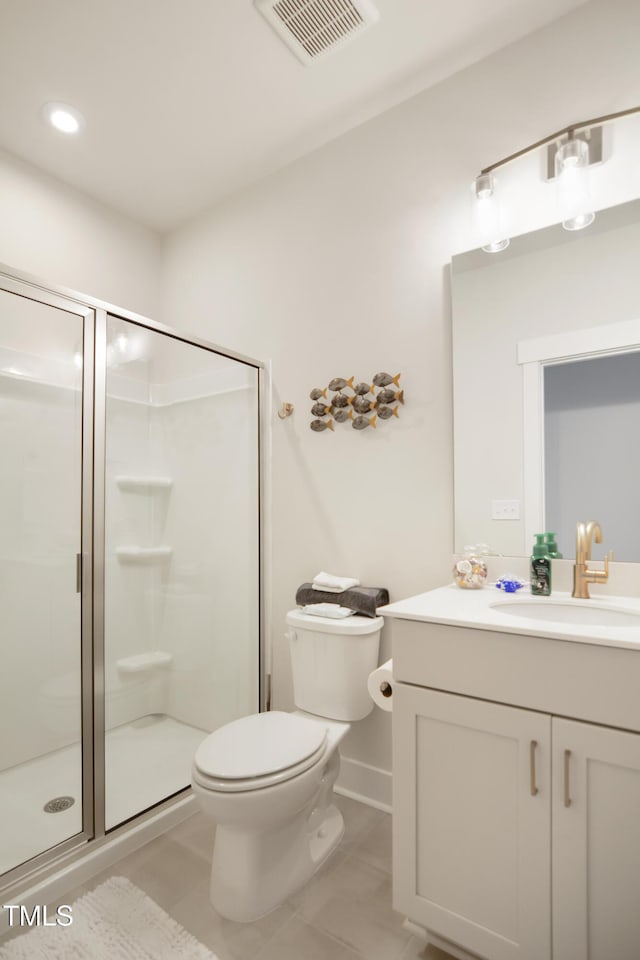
[0,380,82,769]
[0,299,83,773]
[103,318,260,829]
[104,390,168,730]
[151,379,259,732]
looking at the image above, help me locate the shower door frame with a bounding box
[0,263,269,895]
[0,270,96,889]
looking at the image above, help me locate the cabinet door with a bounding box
[393,685,551,960]
[552,718,640,960]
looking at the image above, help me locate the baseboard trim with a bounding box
[335,755,392,813]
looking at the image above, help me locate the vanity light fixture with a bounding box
[473,104,640,251]
[42,102,86,135]
[554,133,595,231]
[473,172,509,253]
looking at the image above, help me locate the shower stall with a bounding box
[0,267,265,891]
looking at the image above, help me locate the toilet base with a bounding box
[209,801,344,922]
[309,803,343,869]
[193,717,352,923]
[206,748,345,923]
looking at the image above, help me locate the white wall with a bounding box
[0,148,160,317]
[160,0,640,793]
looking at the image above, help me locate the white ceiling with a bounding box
[0,0,586,232]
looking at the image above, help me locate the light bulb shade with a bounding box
[474,173,494,199]
[555,137,595,231]
[555,137,588,173]
[473,173,510,253]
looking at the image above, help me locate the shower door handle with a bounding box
[76,553,82,593]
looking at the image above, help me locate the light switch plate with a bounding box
[492,499,520,520]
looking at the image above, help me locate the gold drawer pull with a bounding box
[530,740,539,796]
[564,749,572,807]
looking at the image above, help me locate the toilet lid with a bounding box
[194,711,327,781]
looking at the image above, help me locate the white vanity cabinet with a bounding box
[386,606,640,960]
[551,718,640,960]
[394,684,551,960]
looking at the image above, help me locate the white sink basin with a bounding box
[490,599,640,628]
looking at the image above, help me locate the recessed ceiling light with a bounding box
[42,102,85,134]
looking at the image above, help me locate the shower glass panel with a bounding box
[0,290,84,874]
[103,317,260,829]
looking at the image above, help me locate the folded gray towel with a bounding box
[295,583,389,618]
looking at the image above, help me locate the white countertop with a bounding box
[379,584,640,651]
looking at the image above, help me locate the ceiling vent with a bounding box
[254,0,380,65]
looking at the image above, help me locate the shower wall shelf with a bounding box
[116,651,173,673]
[116,476,173,491]
[116,546,173,563]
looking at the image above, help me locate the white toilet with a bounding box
[191,608,383,922]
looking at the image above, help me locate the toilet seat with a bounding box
[193,711,328,793]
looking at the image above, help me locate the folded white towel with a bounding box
[301,604,354,619]
[312,571,360,592]
[311,583,345,593]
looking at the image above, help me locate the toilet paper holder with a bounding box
[368,658,394,712]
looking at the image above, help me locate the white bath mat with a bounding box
[0,876,218,960]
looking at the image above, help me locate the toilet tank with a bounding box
[286,610,383,721]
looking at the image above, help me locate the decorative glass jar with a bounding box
[453,545,489,589]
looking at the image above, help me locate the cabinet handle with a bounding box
[529,740,539,796]
[564,749,572,807]
[76,553,82,594]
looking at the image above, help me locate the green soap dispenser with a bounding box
[531,533,551,596]
[544,532,563,559]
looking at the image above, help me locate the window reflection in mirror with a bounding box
[544,352,640,562]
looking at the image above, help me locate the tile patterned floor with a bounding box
[2,795,453,959]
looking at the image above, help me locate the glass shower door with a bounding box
[0,285,91,879]
[103,317,260,829]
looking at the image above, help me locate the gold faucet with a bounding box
[572,520,610,599]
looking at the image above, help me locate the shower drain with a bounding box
[43,796,75,814]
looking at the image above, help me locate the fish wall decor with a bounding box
[310,418,334,432]
[308,372,403,432]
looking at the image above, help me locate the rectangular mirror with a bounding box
[451,198,640,561]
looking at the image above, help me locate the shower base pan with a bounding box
[0,714,206,877]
